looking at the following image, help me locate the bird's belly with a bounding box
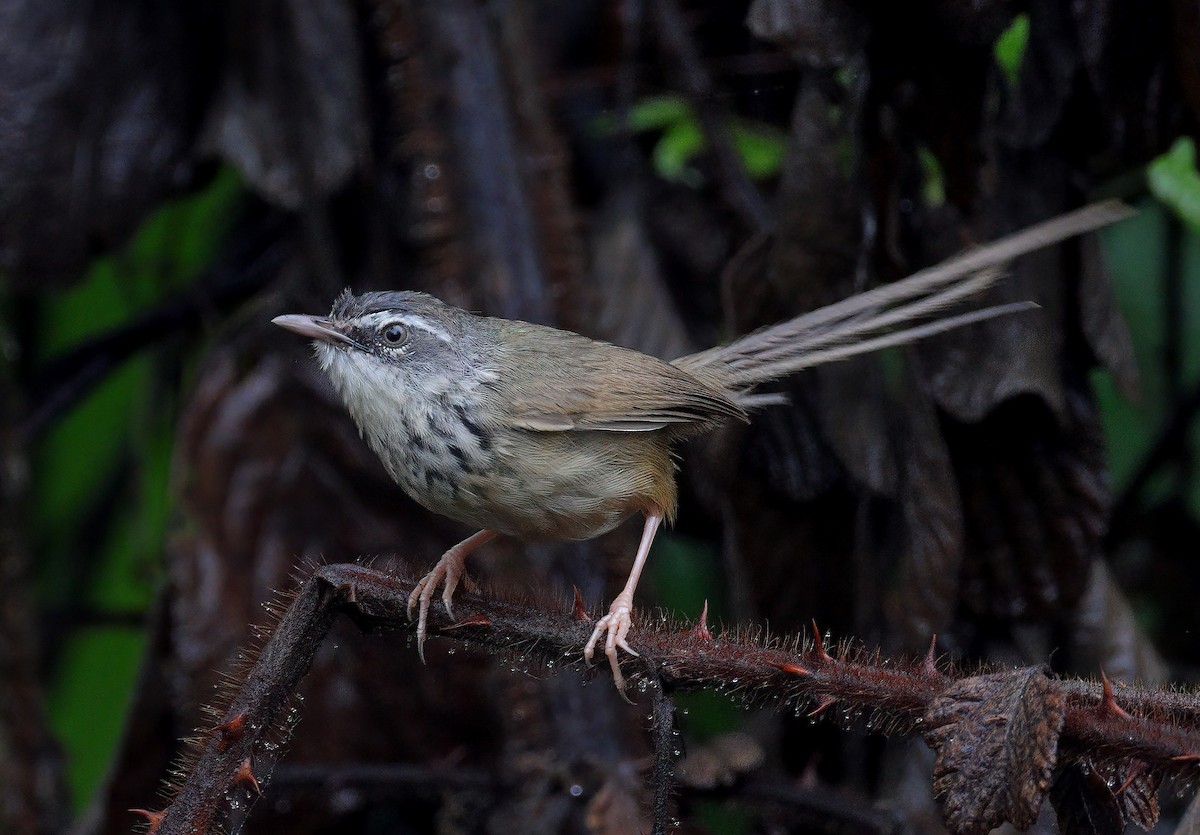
[387,430,675,541]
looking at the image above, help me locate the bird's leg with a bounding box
[584,512,663,692]
[408,529,498,662]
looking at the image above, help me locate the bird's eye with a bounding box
[382,323,408,345]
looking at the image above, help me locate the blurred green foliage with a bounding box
[994,13,1030,86]
[599,94,786,186]
[917,145,947,207]
[1095,197,1200,516]
[35,167,242,808]
[1100,139,1200,519]
[1148,137,1200,236]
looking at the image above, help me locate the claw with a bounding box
[580,514,662,701]
[585,592,638,697]
[410,561,455,663]
[442,571,460,621]
[405,530,497,662]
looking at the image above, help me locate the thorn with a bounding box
[129,808,165,833]
[809,620,830,663]
[768,660,812,678]
[1099,670,1132,719]
[1172,752,1200,763]
[572,587,589,621]
[922,635,940,677]
[212,713,246,751]
[808,695,837,717]
[442,614,491,630]
[234,756,261,796]
[690,600,712,640]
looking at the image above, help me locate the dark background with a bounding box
[2,0,1199,832]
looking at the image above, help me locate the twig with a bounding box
[649,674,678,835]
[144,563,1200,834]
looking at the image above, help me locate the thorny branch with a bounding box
[142,562,1200,835]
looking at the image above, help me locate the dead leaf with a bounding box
[203,0,367,208]
[0,1,208,287]
[1050,762,1126,835]
[891,373,964,640]
[1098,759,1161,831]
[746,0,866,66]
[923,667,1065,833]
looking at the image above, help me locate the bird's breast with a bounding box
[381,418,675,540]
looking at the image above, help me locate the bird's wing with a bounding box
[486,322,746,433]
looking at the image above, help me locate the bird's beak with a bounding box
[272,314,360,347]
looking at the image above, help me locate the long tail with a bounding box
[673,200,1133,405]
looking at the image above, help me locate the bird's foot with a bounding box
[584,591,640,696]
[407,548,470,663]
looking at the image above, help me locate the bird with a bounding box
[273,200,1130,692]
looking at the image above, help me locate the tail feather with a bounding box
[721,266,1003,376]
[726,299,1036,384]
[673,200,1132,402]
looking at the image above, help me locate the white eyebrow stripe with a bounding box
[358,311,453,343]
[396,315,452,343]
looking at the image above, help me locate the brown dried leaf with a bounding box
[0,1,208,287]
[891,376,964,640]
[746,0,866,66]
[1094,759,1161,831]
[1116,764,1161,831]
[918,230,1070,425]
[204,0,367,208]
[761,77,863,321]
[1069,0,1175,158]
[1049,762,1126,835]
[923,667,1065,834]
[584,189,696,361]
[1070,561,1168,686]
[739,76,880,497]
[950,382,1111,622]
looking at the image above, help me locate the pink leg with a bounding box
[584,513,663,692]
[407,529,498,662]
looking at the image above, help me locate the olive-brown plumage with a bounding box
[273,200,1131,691]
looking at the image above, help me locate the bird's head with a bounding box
[273,289,476,405]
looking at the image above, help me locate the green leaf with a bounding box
[1148,137,1200,234]
[994,14,1029,87]
[654,119,707,186]
[918,145,946,207]
[731,123,786,180]
[598,94,785,184]
[627,95,694,132]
